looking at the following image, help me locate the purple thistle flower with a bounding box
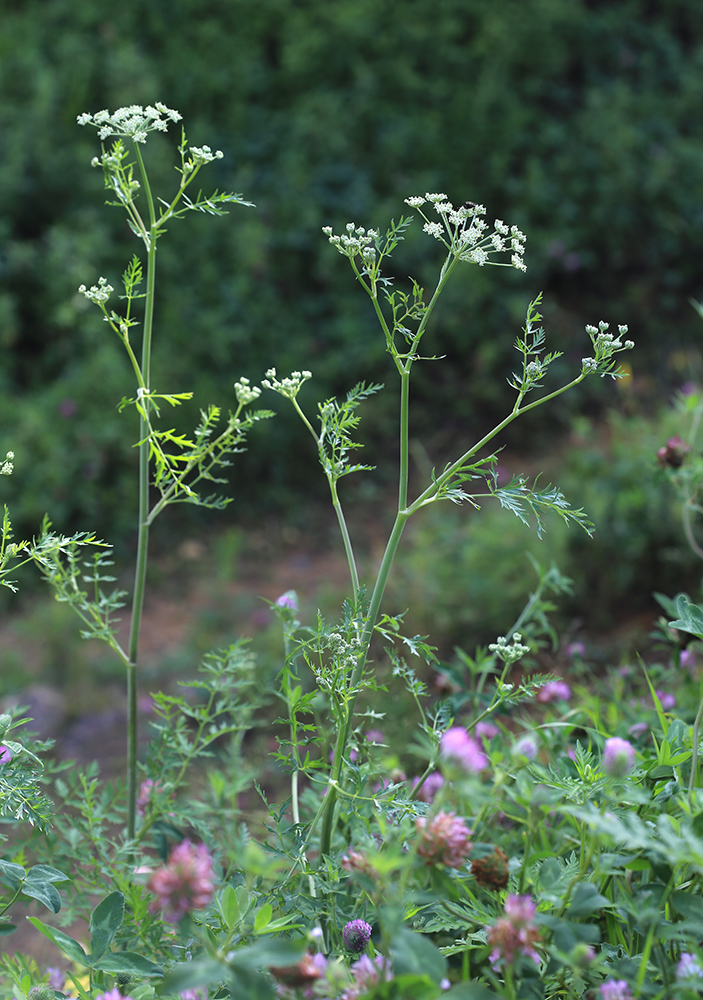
[475,721,499,740]
[537,680,571,703]
[147,840,215,922]
[46,969,65,991]
[343,919,372,952]
[654,689,676,710]
[487,894,541,969]
[416,810,472,868]
[137,778,160,818]
[365,729,385,745]
[440,727,486,773]
[599,980,633,1000]
[513,735,538,760]
[602,737,636,778]
[0,745,12,765]
[95,991,134,1000]
[275,590,298,611]
[347,954,393,995]
[681,648,697,673]
[677,952,703,980]
[412,771,444,803]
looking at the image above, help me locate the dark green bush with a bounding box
[3,0,703,542]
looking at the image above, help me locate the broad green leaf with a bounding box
[94,952,164,977]
[0,859,26,888]
[228,937,306,972]
[0,922,16,935]
[566,882,610,918]
[21,880,61,913]
[25,865,70,884]
[390,927,447,983]
[28,918,87,965]
[89,891,124,961]
[670,596,703,639]
[161,958,230,995]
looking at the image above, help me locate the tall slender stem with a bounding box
[125,145,158,840]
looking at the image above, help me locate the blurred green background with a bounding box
[2,0,703,685]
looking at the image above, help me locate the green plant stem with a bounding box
[289,396,361,599]
[408,372,587,514]
[329,479,360,600]
[688,681,703,806]
[318,504,411,855]
[125,144,158,841]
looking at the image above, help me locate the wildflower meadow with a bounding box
[4,103,703,1000]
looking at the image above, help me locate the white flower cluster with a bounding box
[585,320,634,352]
[1,451,14,476]
[489,632,530,664]
[261,368,312,400]
[78,277,113,304]
[321,224,380,262]
[582,321,634,373]
[77,103,183,143]
[234,377,261,406]
[404,193,527,272]
[188,145,224,166]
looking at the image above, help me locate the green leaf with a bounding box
[389,928,447,983]
[0,922,16,935]
[0,859,26,888]
[161,958,230,995]
[228,938,306,972]
[21,880,62,913]
[443,985,501,999]
[669,596,703,639]
[218,884,241,927]
[253,902,273,934]
[93,952,164,977]
[25,865,70,884]
[566,882,610,918]
[28,918,87,965]
[89,891,124,961]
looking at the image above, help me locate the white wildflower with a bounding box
[79,276,113,304]
[77,104,183,143]
[261,369,312,400]
[189,145,224,164]
[234,377,261,406]
[423,222,444,239]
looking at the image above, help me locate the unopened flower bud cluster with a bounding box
[322,224,380,263]
[234,377,261,406]
[582,320,633,372]
[1,451,14,476]
[404,193,527,272]
[77,103,183,143]
[326,630,362,670]
[188,145,223,165]
[78,277,113,304]
[261,368,312,400]
[489,632,530,664]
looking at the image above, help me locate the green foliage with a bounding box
[2,0,703,537]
